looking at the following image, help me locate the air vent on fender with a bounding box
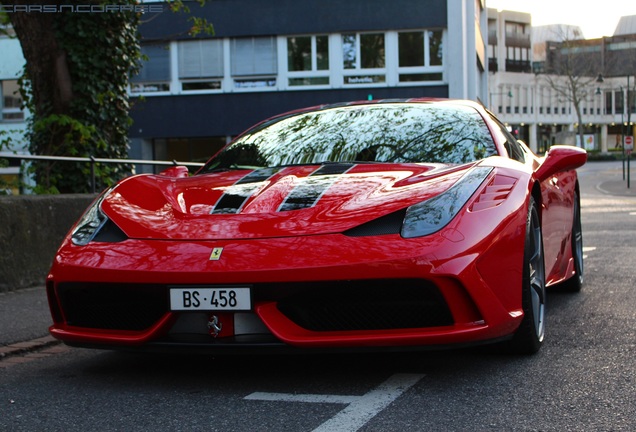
[469,174,517,212]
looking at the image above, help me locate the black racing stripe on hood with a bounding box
[211,167,281,214]
[278,163,354,212]
[235,167,281,184]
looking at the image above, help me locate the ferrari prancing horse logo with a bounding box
[209,247,223,261]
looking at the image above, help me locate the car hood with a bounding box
[101,162,477,240]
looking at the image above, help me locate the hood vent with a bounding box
[278,163,354,212]
[211,167,281,214]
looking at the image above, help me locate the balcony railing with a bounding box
[505,59,531,73]
[505,33,531,48]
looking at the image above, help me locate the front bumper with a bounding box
[47,217,526,351]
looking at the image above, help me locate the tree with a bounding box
[537,30,601,150]
[1,1,211,193]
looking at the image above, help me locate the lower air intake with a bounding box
[274,279,453,332]
[57,283,168,331]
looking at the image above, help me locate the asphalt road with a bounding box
[1,161,635,432]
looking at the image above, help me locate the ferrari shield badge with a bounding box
[209,247,223,261]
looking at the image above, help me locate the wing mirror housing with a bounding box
[535,145,587,182]
[159,165,190,178]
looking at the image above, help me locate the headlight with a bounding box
[401,166,492,238]
[71,188,113,246]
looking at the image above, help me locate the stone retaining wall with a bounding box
[0,194,96,292]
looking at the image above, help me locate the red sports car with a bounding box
[46,99,586,354]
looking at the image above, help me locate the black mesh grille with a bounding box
[273,279,453,331]
[55,279,452,334]
[57,283,168,331]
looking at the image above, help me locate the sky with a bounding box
[486,0,636,39]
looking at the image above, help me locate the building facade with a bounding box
[488,10,636,154]
[129,0,489,167]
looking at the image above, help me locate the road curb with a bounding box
[0,335,61,363]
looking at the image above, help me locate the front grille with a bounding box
[55,279,452,334]
[57,283,168,331]
[272,279,453,331]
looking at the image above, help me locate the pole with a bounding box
[628,76,632,188]
[90,155,96,194]
[622,90,625,180]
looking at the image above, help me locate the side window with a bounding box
[489,115,525,163]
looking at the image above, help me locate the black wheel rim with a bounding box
[573,198,584,281]
[528,207,546,341]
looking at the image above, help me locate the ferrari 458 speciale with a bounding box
[46,99,587,354]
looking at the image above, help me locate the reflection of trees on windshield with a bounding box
[201,104,497,173]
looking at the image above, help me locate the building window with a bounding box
[505,22,525,35]
[1,80,24,122]
[154,137,228,165]
[399,32,424,67]
[178,40,223,91]
[342,33,386,84]
[231,37,277,89]
[429,30,443,66]
[397,30,444,83]
[287,35,330,87]
[131,44,171,93]
[615,90,624,114]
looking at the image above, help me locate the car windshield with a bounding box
[200,103,497,173]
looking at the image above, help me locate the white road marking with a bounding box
[245,373,424,432]
[583,247,596,252]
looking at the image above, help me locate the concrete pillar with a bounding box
[600,124,608,153]
[529,123,538,153]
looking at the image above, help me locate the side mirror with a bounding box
[159,165,190,178]
[535,145,587,182]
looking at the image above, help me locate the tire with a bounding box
[508,196,546,354]
[562,191,584,292]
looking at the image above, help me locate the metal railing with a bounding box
[0,153,205,193]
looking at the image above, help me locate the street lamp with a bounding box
[596,74,604,96]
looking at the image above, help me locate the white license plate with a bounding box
[170,287,251,311]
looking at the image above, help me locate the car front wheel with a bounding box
[562,191,583,292]
[509,196,546,354]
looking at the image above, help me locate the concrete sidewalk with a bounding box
[0,286,54,347]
